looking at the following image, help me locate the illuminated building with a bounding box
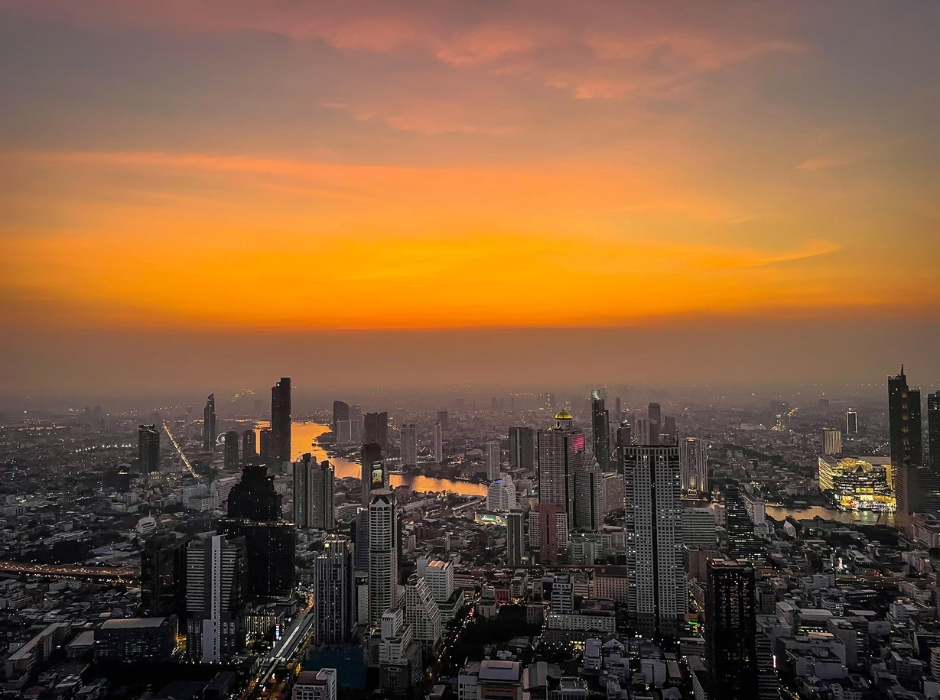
[679,437,708,493]
[369,490,398,626]
[293,454,335,530]
[138,424,160,477]
[361,442,385,508]
[271,377,291,465]
[846,409,859,435]
[400,424,417,467]
[725,485,764,561]
[889,366,922,527]
[313,536,354,647]
[929,392,940,472]
[404,575,442,653]
[706,559,758,700]
[822,428,843,455]
[185,533,247,663]
[622,445,685,637]
[537,410,585,523]
[487,477,516,512]
[203,394,216,452]
[817,456,895,512]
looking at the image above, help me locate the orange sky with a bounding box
[1,1,939,390]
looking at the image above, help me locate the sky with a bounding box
[1,1,939,394]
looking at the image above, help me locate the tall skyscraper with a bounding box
[725,485,763,560]
[822,428,843,455]
[294,454,335,530]
[846,409,859,435]
[361,442,384,508]
[271,377,292,464]
[537,411,585,523]
[506,511,525,566]
[185,533,247,663]
[332,400,349,431]
[706,559,758,700]
[679,437,708,493]
[634,418,651,445]
[364,412,389,451]
[929,392,940,472]
[313,535,355,647]
[436,410,449,431]
[591,391,611,471]
[353,509,370,572]
[400,425,418,467]
[485,440,501,481]
[369,490,398,625]
[508,427,535,470]
[662,416,677,443]
[573,467,602,531]
[223,430,239,470]
[138,424,160,477]
[622,445,685,638]
[259,427,272,464]
[140,534,188,618]
[486,477,516,512]
[404,575,442,654]
[433,423,443,464]
[647,403,662,445]
[889,366,922,527]
[203,394,216,452]
[242,429,257,464]
[228,465,280,521]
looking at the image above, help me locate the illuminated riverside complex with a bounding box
[817,455,895,512]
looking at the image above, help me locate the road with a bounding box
[162,421,197,477]
[0,561,136,581]
[244,610,315,699]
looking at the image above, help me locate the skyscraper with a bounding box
[140,534,188,618]
[436,410,449,431]
[506,511,525,566]
[185,532,247,663]
[313,535,355,647]
[294,454,335,530]
[404,575,442,654]
[223,430,239,470]
[929,392,940,472]
[332,400,349,431]
[537,411,585,523]
[706,559,758,700]
[433,423,443,464]
[138,424,160,477]
[725,485,763,561]
[679,437,708,494]
[369,490,398,626]
[203,394,216,452]
[400,425,417,467]
[364,412,389,451]
[846,409,859,435]
[573,467,602,531]
[591,391,611,471]
[527,504,567,565]
[242,429,257,464]
[889,366,922,527]
[508,427,535,470]
[648,403,662,446]
[622,445,685,638]
[361,442,384,508]
[259,427,272,464]
[485,440,501,481]
[662,416,677,443]
[271,377,292,465]
[228,465,281,521]
[822,428,843,455]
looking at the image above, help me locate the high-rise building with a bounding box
[506,511,525,566]
[822,428,843,455]
[400,425,417,467]
[293,668,337,700]
[259,427,272,464]
[537,411,585,523]
[369,490,399,626]
[313,536,355,647]
[294,454,335,530]
[228,465,281,521]
[361,442,384,508]
[485,440,501,481]
[591,391,611,471]
[364,412,389,451]
[527,504,568,565]
[138,424,160,477]
[508,427,535,470]
[433,423,443,464]
[846,409,859,435]
[332,401,349,431]
[436,410,449,431]
[622,445,685,638]
[140,534,188,618]
[573,467,602,531]
[679,437,708,493]
[271,377,292,465]
[404,575,442,654]
[185,533,247,663]
[486,477,516,512]
[663,416,677,443]
[224,430,240,470]
[706,559,758,700]
[203,394,217,452]
[242,429,257,464]
[634,418,651,446]
[889,366,923,527]
[929,392,940,472]
[725,485,763,561]
[353,509,370,572]
[648,403,662,446]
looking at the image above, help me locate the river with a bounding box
[765,505,894,527]
[256,421,488,497]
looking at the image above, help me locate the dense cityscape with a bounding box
[0,370,937,699]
